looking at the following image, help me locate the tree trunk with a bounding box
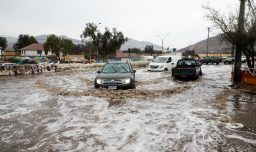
[252,48,255,69]
[233,0,246,82]
[57,55,61,61]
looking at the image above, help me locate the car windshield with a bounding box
[153,57,168,63]
[177,60,197,67]
[102,63,130,73]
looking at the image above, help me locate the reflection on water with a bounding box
[233,94,242,111]
[227,90,256,134]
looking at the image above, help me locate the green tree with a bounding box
[44,35,74,60]
[81,22,128,61]
[61,38,74,56]
[13,34,38,51]
[72,44,87,55]
[0,37,7,50]
[144,45,154,55]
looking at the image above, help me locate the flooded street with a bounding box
[0,65,256,152]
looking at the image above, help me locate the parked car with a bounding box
[0,63,17,66]
[21,59,38,64]
[148,55,181,72]
[201,56,222,64]
[223,57,235,64]
[94,61,136,89]
[48,61,60,67]
[172,58,202,79]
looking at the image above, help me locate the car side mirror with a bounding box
[97,70,101,73]
[132,70,136,73]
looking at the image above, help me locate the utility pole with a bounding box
[206,27,210,57]
[156,33,169,54]
[128,48,131,59]
[161,39,164,53]
[89,47,91,63]
[233,0,246,82]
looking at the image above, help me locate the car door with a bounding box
[167,57,176,69]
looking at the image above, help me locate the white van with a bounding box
[148,55,181,72]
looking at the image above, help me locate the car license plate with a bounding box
[108,86,117,90]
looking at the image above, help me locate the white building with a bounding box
[20,43,53,57]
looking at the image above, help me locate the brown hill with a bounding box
[178,34,233,54]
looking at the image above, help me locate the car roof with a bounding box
[107,61,130,64]
[178,58,196,61]
[157,55,172,57]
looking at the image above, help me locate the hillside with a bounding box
[120,38,163,51]
[5,35,163,51]
[178,34,233,54]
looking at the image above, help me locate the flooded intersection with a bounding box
[0,65,256,152]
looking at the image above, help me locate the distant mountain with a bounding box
[35,35,82,45]
[120,38,164,51]
[178,34,233,54]
[5,35,163,51]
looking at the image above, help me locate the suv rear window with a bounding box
[177,60,197,67]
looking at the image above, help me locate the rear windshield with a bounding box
[102,63,131,73]
[177,60,197,67]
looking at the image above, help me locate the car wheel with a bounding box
[199,69,202,76]
[164,68,168,71]
[194,74,199,79]
[94,85,100,89]
[130,83,136,89]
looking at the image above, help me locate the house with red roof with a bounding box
[20,43,53,57]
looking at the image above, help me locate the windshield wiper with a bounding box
[120,65,128,73]
[111,66,117,73]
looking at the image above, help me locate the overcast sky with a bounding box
[1,0,239,49]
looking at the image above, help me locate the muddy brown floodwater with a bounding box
[0,65,256,152]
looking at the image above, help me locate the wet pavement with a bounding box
[0,65,256,152]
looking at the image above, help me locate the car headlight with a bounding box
[122,78,131,84]
[96,79,104,84]
[159,65,164,69]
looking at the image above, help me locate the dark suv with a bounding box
[94,61,136,89]
[223,57,235,64]
[201,56,222,64]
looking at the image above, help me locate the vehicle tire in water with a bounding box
[199,69,202,76]
[164,68,168,71]
[130,83,136,89]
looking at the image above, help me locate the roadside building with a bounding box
[20,43,53,57]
